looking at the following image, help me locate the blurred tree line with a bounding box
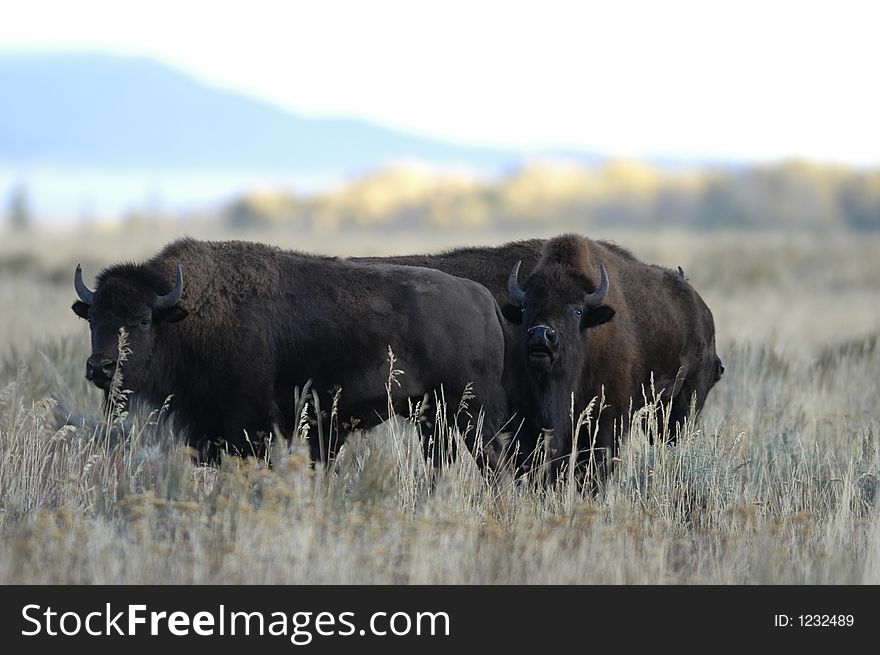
[214,160,879,232]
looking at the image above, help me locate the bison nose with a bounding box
[86,355,116,380]
[527,325,558,348]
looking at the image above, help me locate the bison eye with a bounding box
[573,308,583,317]
[140,318,151,328]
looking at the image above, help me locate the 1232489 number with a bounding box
[799,615,854,627]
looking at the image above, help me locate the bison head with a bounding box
[506,260,615,375]
[72,264,187,392]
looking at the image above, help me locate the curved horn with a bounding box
[74,264,95,305]
[584,263,609,305]
[507,260,525,305]
[154,264,183,310]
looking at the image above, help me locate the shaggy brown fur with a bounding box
[357,234,722,480]
[73,238,511,468]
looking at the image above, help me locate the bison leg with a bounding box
[449,389,510,475]
[222,406,274,461]
[569,414,621,493]
[508,424,541,478]
[186,433,222,466]
[415,389,496,472]
[416,392,458,471]
[307,412,348,467]
[666,383,700,443]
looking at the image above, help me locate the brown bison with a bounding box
[72,238,511,469]
[358,234,723,479]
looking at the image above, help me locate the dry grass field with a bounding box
[1,225,879,583]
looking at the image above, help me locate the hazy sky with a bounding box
[2,0,878,163]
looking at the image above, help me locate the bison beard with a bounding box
[72,238,511,470]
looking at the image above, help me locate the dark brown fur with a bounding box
[357,234,722,479]
[73,238,511,468]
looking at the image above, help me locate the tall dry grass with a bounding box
[0,226,878,583]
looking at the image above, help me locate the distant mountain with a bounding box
[0,51,581,175]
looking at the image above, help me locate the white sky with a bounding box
[2,0,879,163]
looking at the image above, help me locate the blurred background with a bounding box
[2,0,878,234]
[1,0,879,355]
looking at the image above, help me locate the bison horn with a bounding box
[154,264,184,310]
[74,264,95,305]
[584,263,609,305]
[507,261,526,305]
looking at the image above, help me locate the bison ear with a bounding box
[155,304,188,324]
[72,300,90,320]
[500,303,523,325]
[581,304,615,330]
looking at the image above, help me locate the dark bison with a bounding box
[72,238,510,468]
[357,235,722,478]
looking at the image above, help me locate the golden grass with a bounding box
[0,225,878,583]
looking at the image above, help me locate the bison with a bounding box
[357,234,723,480]
[72,238,511,469]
